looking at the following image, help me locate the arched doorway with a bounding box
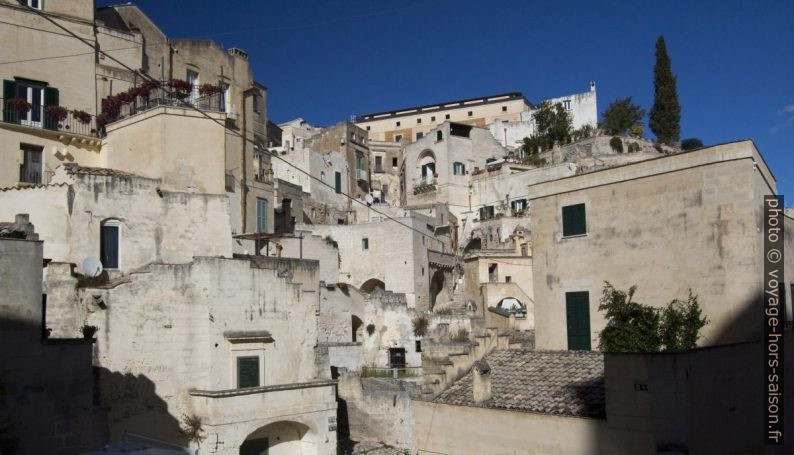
[497,297,526,318]
[429,269,446,310]
[359,278,385,294]
[240,420,314,455]
[351,315,363,342]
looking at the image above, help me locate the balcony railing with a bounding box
[255,169,273,184]
[104,84,226,126]
[1,98,101,137]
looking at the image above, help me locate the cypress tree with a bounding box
[649,36,681,145]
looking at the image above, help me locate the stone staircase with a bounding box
[417,326,516,400]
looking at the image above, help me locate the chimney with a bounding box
[472,360,492,404]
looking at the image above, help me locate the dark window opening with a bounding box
[479,205,495,220]
[502,106,507,112]
[417,118,422,124]
[237,356,260,388]
[335,171,342,193]
[366,126,371,131]
[375,156,383,173]
[415,340,422,352]
[389,348,406,369]
[100,221,120,269]
[488,263,497,283]
[392,157,398,167]
[453,162,465,175]
[562,203,587,237]
[337,218,345,225]
[431,116,436,121]
[449,123,472,138]
[445,114,450,120]
[362,238,369,250]
[19,144,43,184]
[396,121,401,127]
[395,134,402,143]
[436,130,443,141]
[505,276,511,283]
[566,292,591,350]
[416,132,424,139]
[467,111,473,117]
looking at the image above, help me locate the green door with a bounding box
[566,291,591,350]
[240,437,268,455]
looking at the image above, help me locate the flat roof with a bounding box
[355,92,531,123]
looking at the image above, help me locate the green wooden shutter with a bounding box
[3,80,18,124]
[335,171,342,194]
[566,291,591,350]
[237,356,260,388]
[256,198,268,233]
[562,203,587,237]
[43,87,59,130]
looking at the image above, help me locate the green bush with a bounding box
[629,124,644,138]
[609,136,624,153]
[602,97,646,135]
[412,315,429,337]
[597,282,708,353]
[366,323,376,336]
[680,137,704,151]
[628,142,641,153]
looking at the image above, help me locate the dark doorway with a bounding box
[239,437,268,455]
[351,315,363,342]
[565,291,591,350]
[388,348,406,369]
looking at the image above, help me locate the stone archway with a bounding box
[429,269,446,310]
[351,314,363,342]
[240,420,314,455]
[359,278,385,294]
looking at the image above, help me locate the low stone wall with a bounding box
[337,373,417,451]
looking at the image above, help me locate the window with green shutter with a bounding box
[562,203,587,237]
[335,171,342,194]
[237,356,260,388]
[565,291,591,350]
[256,198,268,233]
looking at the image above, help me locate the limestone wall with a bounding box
[0,168,233,271]
[530,141,779,349]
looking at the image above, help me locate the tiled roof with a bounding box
[63,164,135,177]
[434,349,605,418]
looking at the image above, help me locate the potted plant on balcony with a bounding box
[167,79,192,100]
[72,109,92,125]
[198,83,221,96]
[45,105,68,122]
[7,97,32,113]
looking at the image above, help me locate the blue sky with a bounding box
[99,0,793,198]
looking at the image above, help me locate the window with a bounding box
[375,156,383,173]
[19,144,42,184]
[4,79,56,128]
[436,131,443,141]
[256,198,268,233]
[488,263,497,283]
[350,132,355,139]
[100,219,121,269]
[467,111,473,117]
[479,205,495,220]
[237,356,260,388]
[521,244,528,256]
[366,126,371,131]
[431,116,436,122]
[417,118,422,124]
[415,340,422,352]
[566,292,591,350]
[388,348,406,369]
[356,152,365,172]
[563,100,572,110]
[320,171,325,181]
[421,267,424,276]
[445,114,450,120]
[505,276,511,283]
[394,134,402,143]
[335,171,342,193]
[392,157,398,167]
[252,94,259,113]
[453,162,465,175]
[502,106,507,112]
[337,218,345,225]
[24,0,42,9]
[511,199,527,215]
[396,121,401,127]
[362,238,369,250]
[562,203,587,237]
[186,70,199,102]
[416,132,424,140]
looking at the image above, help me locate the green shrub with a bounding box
[680,137,704,151]
[412,315,429,337]
[628,142,641,153]
[366,323,376,336]
[609,136,624,153]
[598,282,708,353]
[629,123,644,138]
[602,97,646,135]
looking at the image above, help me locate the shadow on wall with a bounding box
[94,367,185,446]
[0,317,105,454]
[599,295,793,454]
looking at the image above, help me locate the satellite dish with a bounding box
[82,256,103,277]
[364,193,374,206]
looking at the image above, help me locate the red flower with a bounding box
[45,105,68,121]
[72,110,92,125]
[7,97,32,112]
[198,83,221,96]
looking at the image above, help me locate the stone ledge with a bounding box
[189,379,337,398]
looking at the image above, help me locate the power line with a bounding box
[20,3,440,242]
[0,44,141,65]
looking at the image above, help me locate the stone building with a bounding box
[355,92,530,143]
[306,121,372,201]
[528,140,794,350]
[0,215,105,454]
[367,139,402,205]
[400,122,506,215]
